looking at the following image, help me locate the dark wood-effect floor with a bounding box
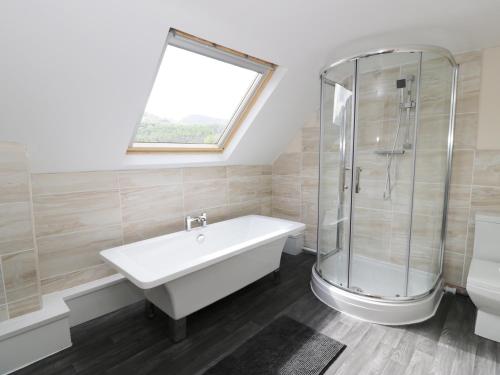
[13,253,500,375]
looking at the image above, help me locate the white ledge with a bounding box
[0,294,69,342]
[0,273,142,375]
[0,274,125,342]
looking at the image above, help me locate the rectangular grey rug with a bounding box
[203,315,346,375]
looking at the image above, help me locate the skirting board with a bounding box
[0,275,144,375]
[302,246,317,254]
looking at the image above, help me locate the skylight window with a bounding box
[129,29,275,152]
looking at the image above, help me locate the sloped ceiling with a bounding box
[1,0,500,172]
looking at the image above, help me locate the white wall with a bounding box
[1,0,500,172]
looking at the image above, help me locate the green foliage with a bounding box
[135,120,225,144]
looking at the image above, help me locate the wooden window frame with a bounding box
[127,29,276,153]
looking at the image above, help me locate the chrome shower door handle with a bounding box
[355,166,362,193]
[343,167,351,191]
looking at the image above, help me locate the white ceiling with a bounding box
[1,0,500,172]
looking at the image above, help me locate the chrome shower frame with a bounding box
[315,45,459,303]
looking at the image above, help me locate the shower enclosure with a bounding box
[311,46,458,325]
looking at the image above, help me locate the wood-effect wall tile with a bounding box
[37,225,123,278]
[34,191,122,237]
[32,171,119,195]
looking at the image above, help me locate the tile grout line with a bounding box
[0,199,35,207]
[181,168,187,219]
[115,171,126,246]
[4,149,41,315]
[0,260,9,319]
[468,183,500,189]
[0,247,37,259]
[31,187,121,198]
[34,223,123,242]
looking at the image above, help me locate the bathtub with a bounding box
[100,215,305,341]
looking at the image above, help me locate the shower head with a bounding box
[396,75,415,89]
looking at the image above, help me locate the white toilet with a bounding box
[467,213,500,342]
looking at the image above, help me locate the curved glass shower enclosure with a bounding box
[311,47,458,325]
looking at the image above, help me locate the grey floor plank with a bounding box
[283,292,342,338]
[323,318,372,374]
[409,292,454,356]
[12,253,500,375]
[362,342,395,375]
[429,344,458,375]
[322,313,356,343]
[380,330,419,374]
[403,349,434,375]
[496,343,500,375]
[380,324,406,348]
[451,297,480,375]
[473,339,497,375]
[159,321,262,375]
[380,358,408,375]
[334,324,386,375]
[429,296,466,375]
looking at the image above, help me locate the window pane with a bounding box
[135,45,260,145]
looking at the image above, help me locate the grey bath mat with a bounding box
[203,315,346,375]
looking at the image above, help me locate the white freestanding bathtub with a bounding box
[100,215,305,341]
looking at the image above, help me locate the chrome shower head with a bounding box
[396,75,415,89]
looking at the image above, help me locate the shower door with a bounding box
[350,52,421,297]
[316,61,355,288]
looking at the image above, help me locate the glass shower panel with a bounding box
[317,61,354,288]
[351,52,420,297]
[408,52,454,295]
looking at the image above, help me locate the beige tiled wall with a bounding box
[0,143,42,320]
[272,50,488,288]
[31,165,271,294]
[271,116,320,249]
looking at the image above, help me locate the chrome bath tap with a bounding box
[185,213,208,231]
